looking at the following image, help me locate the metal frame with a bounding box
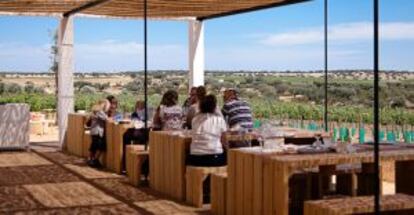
[197,0,311,21]
[373,0,380,213]
[324,0,328,132]
[144,0,149,150]
[14,0,383,211]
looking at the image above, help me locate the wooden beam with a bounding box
[57,16,75,148]
[63,0,112,17]
[197,0,312,21]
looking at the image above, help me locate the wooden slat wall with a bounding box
[65,113,86,157]
[112,123,130,174]
[149,131,192,201]
[0,0,304,19]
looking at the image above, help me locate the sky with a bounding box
[0,0,413,72]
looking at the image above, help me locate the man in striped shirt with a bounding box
[221,89,253,130]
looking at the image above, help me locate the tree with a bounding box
[49,29,59,124]
[0,81,4,94]
[5,83,22,94]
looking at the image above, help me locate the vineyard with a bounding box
[1,92,413,126]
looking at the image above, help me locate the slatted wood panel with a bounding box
[227,148,281,215]
[270,149,414,215]
[0,0,309,19]
[185,166,227,207]
[226,147,414,215]
[104,122,131,174]
[82,131,92,158]
[126,144,148,186]
[304,194,414,215]
[65,113,87,157]
[105,121,115,171]
[149,131,192,201]
[211,172,227,215]
[112,123,131,174]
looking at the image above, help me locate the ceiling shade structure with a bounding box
[0,0,310,19]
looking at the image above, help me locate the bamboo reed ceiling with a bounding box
[0,0,310,19]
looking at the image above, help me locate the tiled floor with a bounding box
[0,147,209,215]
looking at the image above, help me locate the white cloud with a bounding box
[0,42,51,72]
[0,40,187,72]
[260,22,414,46]
[75,40,187,71]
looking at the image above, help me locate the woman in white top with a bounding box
[153,90,183,131]
[188,94,227,167]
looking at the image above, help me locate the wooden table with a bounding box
[227,148,279,215]
[304,194,414,215]
[105,121,131,174]
[149,131,192,201]
[66,113,87,156]
[276,127,330,139]
[270,148,414,215]
[228,146,414,215]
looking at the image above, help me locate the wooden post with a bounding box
[58,16,75,149]
[188,19,205,88]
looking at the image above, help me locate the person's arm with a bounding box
[186,107,195,129]
[152,106,162,129]
[220,118,229,148]
[131,111,138,119]
[221,104,228,118]
[95,111,108,121]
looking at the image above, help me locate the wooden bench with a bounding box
[316,164,361,198]
[211,172,227,215]
[82,131,92,158]
[304,194,414,215]
[315,162,383,198]
[126,145,148,186]
[185,166,227,207]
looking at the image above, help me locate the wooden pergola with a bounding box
[0,0,383,213]
[0,0,309,19]
[0,0,311,148]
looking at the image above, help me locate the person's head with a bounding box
[135,100,145,111]
[199,94,217,114]
[189,87,198,104]
[196,86,207,102]
[106,95,118,111]
[161,90,178,107]
[92,99,110,113]
[223,88,238,103]
[189,87,197,96]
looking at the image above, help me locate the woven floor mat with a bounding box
[0,165,80,186]
[0,152,52,167]
[13,203,141,215]
[64,164,122,180]
[135,199,208,215]
[24,182,119,208]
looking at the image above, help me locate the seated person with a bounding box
[122,100,149,173]
[222,88,253,131]
[131,100,146,121]
[187,94,227,167]
[106,95,122,121]
[182,87,197,116]
[185,86,206,129]
[153,90,183,131]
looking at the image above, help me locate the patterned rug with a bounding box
[0,148,209,215]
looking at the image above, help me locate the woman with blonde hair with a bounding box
[87,99,110,168]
